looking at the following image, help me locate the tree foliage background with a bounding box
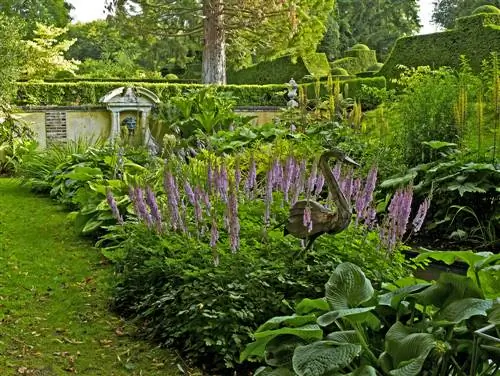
[432,0,500,29]
[318,0,421,61]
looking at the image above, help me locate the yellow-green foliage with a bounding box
[16,82,287,107]
[227,54,330,85]
[472,5,500,15]
[301,76,386,100]
[330,46,378,74]
[379,12,500,80]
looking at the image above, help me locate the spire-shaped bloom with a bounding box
[210,216,220,266]
[264,167,273,225]
[106,189,124,225]
[314,172,325,197]
[193,185,204,223]
[355,166,378,225]
[381,186,414,253]
[412,197,430,233]
[184,180,196,205]
[145,186,162,231]
[228,181,240,253]
[134,186,153,227]
[245,155,257,198]
[291,159,306,205]
[340,168,353,202]
[306,159,318,197]
[283,155,296,202]
[163,169,182,231]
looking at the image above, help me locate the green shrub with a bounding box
[15,82,288,107]
[472,5,500,15]
[380,12,500,80]
[301,76,386,101]
[227,54,330,85]
[330,57,364,75]
[330,67,349,76]
[350,43,370,50]
[345,49,377,70]
[366,62,384,72]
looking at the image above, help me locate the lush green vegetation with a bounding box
[1,1,499,375]
[0,178,183,375]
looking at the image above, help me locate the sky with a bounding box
[68,0,440,35]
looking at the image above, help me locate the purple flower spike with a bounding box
[340,169,353,202]
[291,159,306,205]
[264,167,273,225]
[193,186,204,223]
[314,172,325,197]
[283,156,296,202]
[355,166,378,225]
[412,197,430,233]
[218,163,229,202]
[245,155,257,198]
[145,186,163,231]
[382,186,414,253]
[307,159,318,196]
[184,181,196,205]
[332,163,341,181]
[164,170,182,231]
[134,186,153,227]
[106,189,124,225]
[228,182,240,253]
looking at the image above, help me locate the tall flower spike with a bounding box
[356,166,378,225]
[145,186,163,232]
[412,197,430,233]
[306,158,318,197]
[245,155,257,198]
[134,186,153,227]
[228,181,240,253]
[283,155,296,202]
[106,189,124,225]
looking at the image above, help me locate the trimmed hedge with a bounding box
[330,57,365,75]
[344,49,378,70]
[227,53,330,85]
[379,12,500,80]
[301,76,386,100]
[330,48,378,75]
[15,82,288,107]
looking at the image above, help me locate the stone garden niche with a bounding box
[99,86,160,152]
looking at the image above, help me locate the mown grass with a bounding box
[0,178,183,375]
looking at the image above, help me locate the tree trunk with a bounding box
[202,0,226,84]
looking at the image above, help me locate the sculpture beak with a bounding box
[344,155,360,166]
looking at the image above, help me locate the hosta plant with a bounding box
[241,251,500,376]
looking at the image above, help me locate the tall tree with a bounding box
[106,0,334,84]
[0,0,73,30]
[0,13,25,103]
[432,0,500,29]
[318,0,420,61]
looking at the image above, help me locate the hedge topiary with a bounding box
[330,57,364,75]
[350,43,371,50]
[227,53,330,85]
[379,12,500,80]
[330,67,349,76]
[301,76,386,100]
[472,5,500,15]
[366,62,384,72]
[15,82,288,107]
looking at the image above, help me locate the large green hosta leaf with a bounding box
[257,314,318,332]
[378,284,430,308]
[325,263,374,310]
[292,341,362,376]
[411,272,483,308]
[317,307,375,327]
[384,322,436,376]
[434,298,493,324]
[295,298,329,315]
[240,324,323,361]
[326,330,360,344]
[254,366,295,376]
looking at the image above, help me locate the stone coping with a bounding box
[17,105,283,112]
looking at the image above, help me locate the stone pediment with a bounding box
[99,86,160,108]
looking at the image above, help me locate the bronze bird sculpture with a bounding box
[284,149,359,250]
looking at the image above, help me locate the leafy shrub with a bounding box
[242,252,499,375]
[330,67,349,76]
[472,5,500,15]
[350,43,370,50]
[0,104,37,175]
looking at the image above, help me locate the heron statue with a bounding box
[284,149,359,250]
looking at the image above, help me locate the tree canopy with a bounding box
[106,0,334,84]
[0,0,73,30]
[318,0,421,61]
[0,13,25,103]
[432,0,500,29]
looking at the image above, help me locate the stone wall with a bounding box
[17,106,280,149]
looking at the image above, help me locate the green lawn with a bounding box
[0,178,182,375]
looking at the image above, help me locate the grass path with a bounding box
[0,178,180,375]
